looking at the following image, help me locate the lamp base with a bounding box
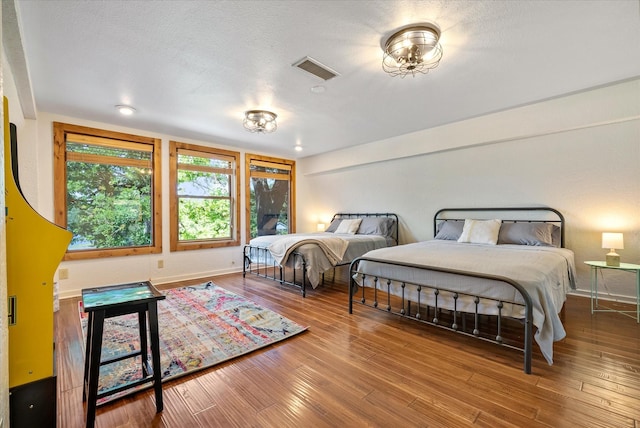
[606,251,620,267]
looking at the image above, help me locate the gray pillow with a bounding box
[434,221,464,240]
[325,219,341,233]
[551,225,561,247]
[356,217,395,237]
[497,222,554,246]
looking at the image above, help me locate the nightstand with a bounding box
[584,261,640,323]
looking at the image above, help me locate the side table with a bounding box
[584,261,640,323]
[81,281,166,428]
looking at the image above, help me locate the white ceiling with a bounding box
[6,0,640,158]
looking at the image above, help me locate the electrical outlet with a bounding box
[157,260,164,269]
[59,268,69,280]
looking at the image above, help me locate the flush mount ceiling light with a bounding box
[382,23,443,77]
[115,104,136,115]
[243,110,278,133]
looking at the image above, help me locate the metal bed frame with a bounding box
[349,207,566,374]
[243,212,398,297]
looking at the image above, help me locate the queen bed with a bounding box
[243,212,398,297]
[349,207,575,373]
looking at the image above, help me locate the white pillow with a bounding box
[457,219,502,245]
[334,218,362,234]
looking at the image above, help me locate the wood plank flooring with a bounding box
[56,271,640,427]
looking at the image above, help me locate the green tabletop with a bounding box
[584,261,640,270]
[81,281,164,311]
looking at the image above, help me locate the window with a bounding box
[53,122,162,260]
[245,154,295,241]
[170,141,240,251]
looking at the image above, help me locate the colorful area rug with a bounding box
[79,281,307,404]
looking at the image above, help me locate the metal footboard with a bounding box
[349,257,534,374]
[243,245,310,297]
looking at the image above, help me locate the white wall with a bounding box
[6,46,640,303]
[33,111,258,298]
[297,79,640,301]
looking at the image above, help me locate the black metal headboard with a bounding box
[433,207,565,248]
[331,212,399,245]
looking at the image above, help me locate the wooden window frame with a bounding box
[53,122,162,260]
[245,153,296,243]
[170,141,240,251]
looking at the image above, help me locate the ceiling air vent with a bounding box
[292,56,339,81]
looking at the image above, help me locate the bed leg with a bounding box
[348,279,354,314]
[242,249,248,278]
[302,276,306,298]
[524,311,533,374]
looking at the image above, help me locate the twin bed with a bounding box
[243,207,575,373]
[243,213,399,297]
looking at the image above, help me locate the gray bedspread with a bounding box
[353,240,576,365]
[249,232,389,288]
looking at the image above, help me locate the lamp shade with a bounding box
[602,232,624,250]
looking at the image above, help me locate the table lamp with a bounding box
[602,232,623,267]
[317,223,326,232]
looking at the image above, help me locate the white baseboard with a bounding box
[58,277,639,306]
[59,267,244,299]
[150,267,242,286]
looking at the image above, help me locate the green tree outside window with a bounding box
[53,122,162,260]
[170,142,240,251]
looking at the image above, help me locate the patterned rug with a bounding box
[79,281,307,404]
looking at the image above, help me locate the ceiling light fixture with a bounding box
[243,110,278,133]
[115,104,136,115]
[382,23,443,77]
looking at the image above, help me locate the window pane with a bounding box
[54,122,162,260]
[178,153,231,169]
[249,176,289,238]
[67,161,152,250]
[178,198,231,240]
[177,170,230,197]
[250,163,289,175]
[170,142,240,251]
[67,141,151,160]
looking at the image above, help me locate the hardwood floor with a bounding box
[56,271,640,427]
